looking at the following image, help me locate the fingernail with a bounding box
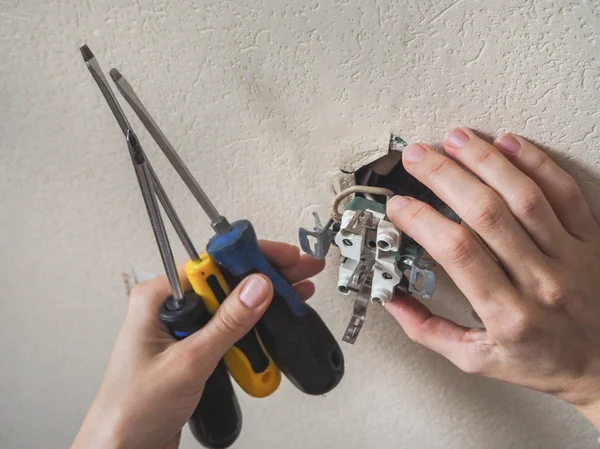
[444,129,469,149]
[494,134,521,154]
[240,275,269,309]
[387,195,410,212]
[403,144,426,163]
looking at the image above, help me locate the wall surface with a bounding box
[1,0,599,448]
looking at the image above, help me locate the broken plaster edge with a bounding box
[338,130,393,173]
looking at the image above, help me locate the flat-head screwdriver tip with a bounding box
[80,45,94,62]
[109,68,123,82]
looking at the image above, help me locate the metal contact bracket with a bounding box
[408,254,436,300]
[298,213,335,260]
[341,210,373,236]
[342,281,372,344]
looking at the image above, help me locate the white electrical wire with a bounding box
[331,186,395,222]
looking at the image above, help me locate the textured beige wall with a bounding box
[1,0,599,448]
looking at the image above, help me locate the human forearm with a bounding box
[71,412,122,449]
[71,393,128,449]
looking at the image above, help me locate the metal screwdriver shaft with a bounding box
[154,179,200,261]
[127,130,185,309]
[109,69,232,235]
[80,45,200,261]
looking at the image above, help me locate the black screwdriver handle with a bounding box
[221,268,345,395]
[188,358,242,449]
[257,291,345,395]
[160,291,242,448]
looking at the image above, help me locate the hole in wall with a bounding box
[353,150,433,201]
[348,134,460,225]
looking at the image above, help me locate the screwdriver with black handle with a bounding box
[110,69,281,398]
[111,69,345,395]
[81,45,242,448]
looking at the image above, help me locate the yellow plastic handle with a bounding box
[185,257,281,398]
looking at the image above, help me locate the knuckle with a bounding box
[561,177,584,204]
[405,326,425,345]
[502,308,534,343]
[530,153,550,172]
[214,304,245,336]
[469,195,505,231]
[404,203,428,226]
[535,274,569,307]
[472,146,495,168]
[427,157,452,179]
[441,228,476,267]
[511,185,545,218]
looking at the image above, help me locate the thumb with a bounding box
[180,274,273,370]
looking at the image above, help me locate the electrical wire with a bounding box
[331,185,395,222]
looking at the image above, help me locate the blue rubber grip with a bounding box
[173,329,198,339]
[207,220,307,317]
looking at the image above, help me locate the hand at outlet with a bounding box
[70,241,323,449]
[385,128,600,429]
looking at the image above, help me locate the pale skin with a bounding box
[72,129,600,449]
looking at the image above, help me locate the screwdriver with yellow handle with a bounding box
[109,69,281,399]
[184,255,281,397]
[148,175,282,398]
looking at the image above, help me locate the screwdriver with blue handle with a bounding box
[111,69,345,395]
[81,45,242,448]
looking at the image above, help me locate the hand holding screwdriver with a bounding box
[111,71,345,395]
[81,45,246,448]
[76,45,332,449]
[69,248,277,449]
[82,45,280,399]
[72,128,320,449]
[110,68,281,398]
[70,240,324,449]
